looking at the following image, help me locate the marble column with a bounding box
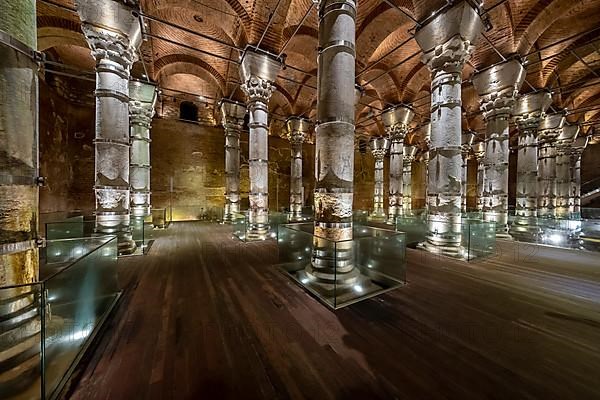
[555,124,579,219]
[510,91,552,239]
[286,116,310,221]
[382,105,415,222]
[473,60,525,235]
[0,0,41,389]
[76,0,142,254]
[471,142,485,212]
[307,0,359,291]
[219,99,246,222]
[415,2,483,256]
[402,145,417,214]
[369,137,390,221]
[537,112,566,218]
[129,81,157,218]
[239,47,281,240]
[570,136,588,215]
[461,132,475,213]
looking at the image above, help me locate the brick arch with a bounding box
[400,62,428,102]
[37,16,87,51]
[271,81,295,115]
[281,25,318,44]
[154,54,227,94]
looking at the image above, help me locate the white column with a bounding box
[415,2,483,256]
[286,117,310,221]
[537,112,566,219]
[220,99,246,222]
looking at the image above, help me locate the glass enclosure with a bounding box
[277,223,406,309]
[0,236,120,400]
[151,208,167,229]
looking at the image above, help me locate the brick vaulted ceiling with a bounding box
[37,0,600,141]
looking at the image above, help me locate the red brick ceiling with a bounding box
[37,0,600,138]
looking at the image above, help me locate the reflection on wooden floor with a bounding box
[66,222,600,400]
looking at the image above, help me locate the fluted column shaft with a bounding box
[129,82,157,218]
[77,0,141,254]
[220,100,246,222]
[0,0,39,286]
[308,0,358,288]
[555,126,578,219]
[515,124,538,221]
[570,137,587,215]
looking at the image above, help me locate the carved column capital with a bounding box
[81,24,138,68]
[422,35,475,72]
[129,101,154,127]
[241,76,276,104]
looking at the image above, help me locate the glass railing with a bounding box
[0,236,119,400]
[151,208,167,229]
[277,223,406,309]
[168,206,223,222]
[231,212,289,241]
[353,210,370,225]
[45,217,89,240]
[130,217,154,255]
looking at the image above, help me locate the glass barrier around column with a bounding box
[169,205,224,223]
[0,236,120,400]
[277,223,406,309]
[151,208,167,229]
[462,219,497,261]
[394,214,428,247]
[231,212,248,241]
[0,282,43,400]
[45,217,90,240]
[42,236,119,399]
[42,236,117,278]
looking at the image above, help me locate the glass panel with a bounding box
[169,205,223,222]
[462,220,496,261]
[278,223,406,309]
[394,214,428,247]
[151,208,167,229]
[45,218,90,240]
[231,212,247,241]
[353,210,369,225]
[41,236,115,278]
[0,283,43,400]
[42,236,119,398]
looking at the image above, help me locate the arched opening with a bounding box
[179,101,198,122]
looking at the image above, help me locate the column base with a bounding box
[368,210,387,222]
[118,236,137,256]
[246,224,269,241]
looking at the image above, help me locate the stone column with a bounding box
[369,137,390,221]
[0,0,41,389]
[307,0,359,291]
[402,145,417,214]
[570,136,588,215]
[76,0,142,254]
[473,60,525,236]
[461,132,475,213]
[240,48,281,240]
[471,142,485,212]
[382,105,414,222]
[286,117,310,221]
[219,99,246,222]
[415,2,483,256]
[537,112,566,218]
[129,81,157,218]
[555,124,579,219]
[510,91,552,239]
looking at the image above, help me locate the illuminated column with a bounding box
[307,0,359,289]
[570,136,588,215]
[286,116,310,221]
[537,112,566,218]
[402,145,417,214]
[369,137,390,221]
[219,99,246,222]
[129,81,157,218]
[461,132,475,213]
[471,142,485,212]
[473,60,525,235]
[510,91,552,239]
[0,0,41,389]
[415,2,483,256]
[76,0,142,254]
[555,124,579,219]
[382,105,415,222]
[239,47,281,240]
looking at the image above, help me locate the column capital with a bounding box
[403,145,417,164]
[239,46,281,103]
[129,81,157,127]
[462,131,476,157]
[556,124,579,152]
[571,135,589,158]
[382,104,415,140]
[473,59,525,119]
[538,112,566,143]
[286,116,311,144]
[415,2,483,71]
[471,141,485,161]
[513,91,553,132]
[370,137,390,159]
[76,0,142,68]
[219,99,246,130]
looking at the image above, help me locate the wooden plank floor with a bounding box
[64,222,600,400]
